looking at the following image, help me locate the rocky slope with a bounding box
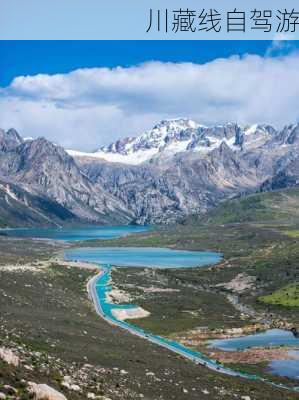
[0,129,133,227]
[1,119,299,226]
[72,119,299,224]
[0,179,76,227]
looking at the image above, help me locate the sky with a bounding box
[2,0,297,40]
[0,40,299,151]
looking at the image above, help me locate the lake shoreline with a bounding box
[4,225,299,392]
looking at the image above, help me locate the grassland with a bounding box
[2,238,296,399]
[102,188,299,392]
[112,267,251,336]
[2,187,299,398]
[93,188,299,331]
[283,230,299,238]
[201,187,299,225]
[260,283,299,307]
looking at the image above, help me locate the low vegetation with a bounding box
[2,187,299,398]
[200,188,299,225]
[260,283,299,307]
[112,267,251,336]
[100,187,299,330]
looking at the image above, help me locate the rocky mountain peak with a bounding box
[1,120,299,226]
[70,120,280,165]
[21,137,71,161]
[6,128,23,143]
[76,119,202,165]
[100,118,199,155]
[0,128,23,152]
[0,131,134,225]
[282,124,299,144]
[151,118,199,133]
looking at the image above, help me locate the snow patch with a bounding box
[67,120,275,165]
[68,148,159,165]
[244,124,258,135]
[0,183,19,202]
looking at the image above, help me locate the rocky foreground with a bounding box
[0,341,118,399]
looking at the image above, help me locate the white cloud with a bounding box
[1,53,299,150]
[265,36,297,57]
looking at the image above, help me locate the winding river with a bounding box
[5,225,299,392]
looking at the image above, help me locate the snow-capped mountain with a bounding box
[68,119,200,164]
[71,119,299,224]
[1,119,299,226]
[68,119,277,165]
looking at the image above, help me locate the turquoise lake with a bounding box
[208,329,299,351]
[4,225,298,386]
[209,329,299,380]
[269,351,299,380]
[0,225,150,241]
[65,247,222,269]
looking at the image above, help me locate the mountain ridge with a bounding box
[67,119,280,165]
[1,119,299,226]
[0,130,134,227]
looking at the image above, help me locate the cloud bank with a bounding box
[1,52,299,150]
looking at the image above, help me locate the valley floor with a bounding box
[82,195,299,394]
[1,197,299,399]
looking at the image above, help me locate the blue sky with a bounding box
[0,40,299,150]
[0,41,284,86]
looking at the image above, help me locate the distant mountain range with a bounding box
[0,119,299,227]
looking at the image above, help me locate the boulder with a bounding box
[0,347,20,367]
[28,382,67,400]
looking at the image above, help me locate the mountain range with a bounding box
[0,119,299,227]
